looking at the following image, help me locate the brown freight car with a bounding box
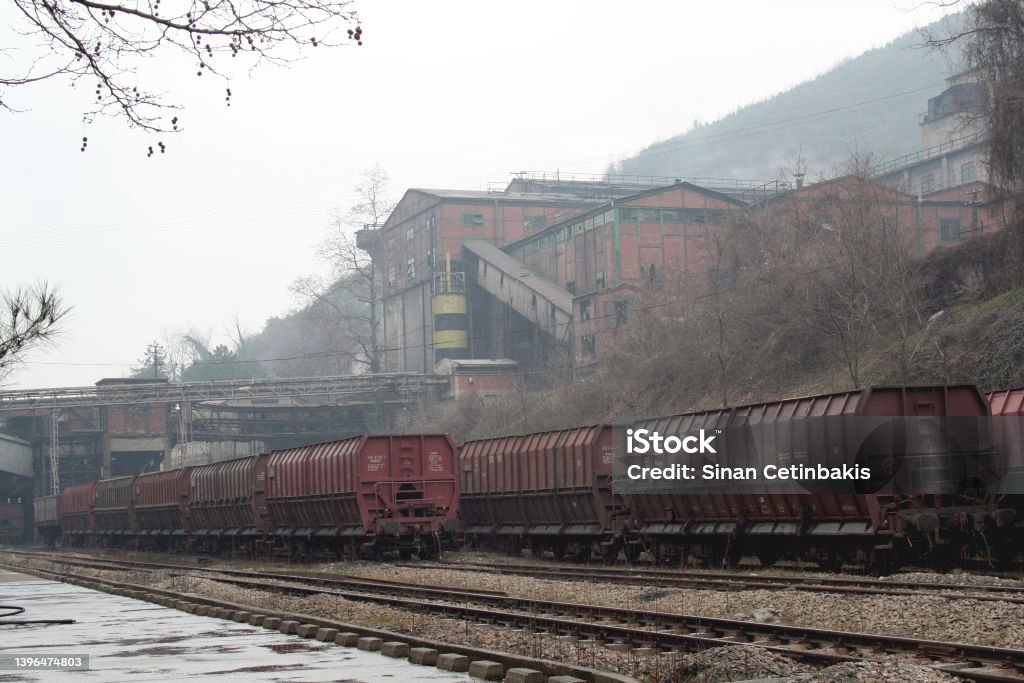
[0,502,25,544]
[94,476,134,538]
[133,469,191,548]
[628,385,1003,570]
[989,388,1024,489]
[190,454,269,556]
[57,481,96,540]
[987,388,1024,564]
[460,425,630,562]
[265,434,459,559]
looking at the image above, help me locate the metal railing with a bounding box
[0,373,446,410]
[871,132,985,176]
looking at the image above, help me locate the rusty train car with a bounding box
[460,385,1014,570]
[626,385,1010,569]
[460,425,630,562]
[42,434,460,559]
[0,502,25,544]
[31,385,1024,570]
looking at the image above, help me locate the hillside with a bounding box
[615,15,965,181]
[419,229,1024,444]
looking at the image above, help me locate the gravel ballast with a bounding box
[8,551,1020,682]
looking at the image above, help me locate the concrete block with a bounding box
[504,668,543,683]
[248,614,265,626]
[315,628,339,642]
[335,632,360,646]
[193,605,209,616]
[232,611,251,622]
[437,653,470,673]
[408,647,439,666]
[295,624,319,638]
[468,660,503,680]
[357,637,382,651]
[381,642,409,658]
[262,617,282,630]
[279,620,299,634]
[548,677,586,683]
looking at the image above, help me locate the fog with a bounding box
[1,0,959,388]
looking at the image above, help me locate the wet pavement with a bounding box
[0,568,469,681]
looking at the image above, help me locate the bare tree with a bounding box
[3,0,362,135]
[0,283,70,382]
[292,164,395,374]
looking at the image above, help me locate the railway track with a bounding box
[0,549,508,597]
[409,560,1024,603]
[6,550,1024,682]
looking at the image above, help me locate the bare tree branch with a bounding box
[2,0,362,135]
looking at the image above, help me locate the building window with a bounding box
[940,218,961,243]
[463,213,485,227]
[566,281,576,295]
[580,300,591,321]
[880,216,897,235]
[525,215,546,229]
[581,335,596,356]
[641,209,660,223]
[921,174,935,195]
[596,271,606,290]
[407,257,416,280]
[962,161,977,183]
[388,266,397,287]
[406,227,415,241]
[620,208,638,222]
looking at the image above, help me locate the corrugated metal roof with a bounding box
[463,239,574,312]
[0,433,32,478]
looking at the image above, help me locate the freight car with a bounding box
[42,433,461,560]
[56,482,95,539]
[460,425,631,562]
[265,434,460,559]
[33,494,58,545]
[987,388,1024,565]
[627,385,1009,570]
[0,502,25,544]
[189,454,269,556]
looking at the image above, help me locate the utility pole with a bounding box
[147,341,164,379]
[49,408,60,494]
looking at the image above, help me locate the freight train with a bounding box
[29,384,1024,571]
[33,434,461,560]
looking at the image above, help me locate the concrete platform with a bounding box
[0,568,469,681]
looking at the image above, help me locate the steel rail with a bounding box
[10,551,1020,682]
[407,561,1024,604]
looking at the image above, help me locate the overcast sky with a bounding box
[2,0,962,389]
